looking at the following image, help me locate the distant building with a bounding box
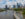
[13,5,15,8]
[24,6,25,8]
[9,5,12,9]
[5,5,8,10]
[20,5,24,8]
[24,4,25,8]
[17,3,20,8]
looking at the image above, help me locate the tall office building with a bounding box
[17,3,20,8]
[5,5,8,14]
[5,5,8,10]
[9,5,12,9]
[13,5,15,8]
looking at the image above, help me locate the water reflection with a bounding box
[0,10,10,16]
[0,10,14,16]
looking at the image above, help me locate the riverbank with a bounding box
[0,9,6,12]
[0,8,6,12]
[0,8,9,12]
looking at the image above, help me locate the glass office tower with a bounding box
[13,5,15,8]
[5,5,8,10]
[17,3,20,8]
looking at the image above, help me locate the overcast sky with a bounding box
[0,0,25,8]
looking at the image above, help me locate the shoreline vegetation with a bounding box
[0,8,25,15]
[13,8,25,14]
[0,8,25,19]
[0,8,9,12]
[13,8,25,19]
[0,9,6,12]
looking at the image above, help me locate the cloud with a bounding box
[0,0,25,8]
[0,0,2,2]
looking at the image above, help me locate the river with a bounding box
[0,10,23,19]
[0,10,14,19]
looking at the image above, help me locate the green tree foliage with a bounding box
[13,8,22,11]
[13,8,25,15]
[22,10,25,15]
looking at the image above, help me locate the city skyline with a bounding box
[0,0,25,8]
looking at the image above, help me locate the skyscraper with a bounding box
[5,5,7,10]
[17,3,20,8]
[13,5,15,8]
[5,5,7,14]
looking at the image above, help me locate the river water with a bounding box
[0,10,14,19]
[0,10,23,19]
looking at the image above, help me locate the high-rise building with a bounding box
[13,5,15,8]
[5,5,8,10]
[17,3,20,8]
[9,5,12,9]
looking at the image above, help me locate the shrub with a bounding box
[22,10,25,15]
